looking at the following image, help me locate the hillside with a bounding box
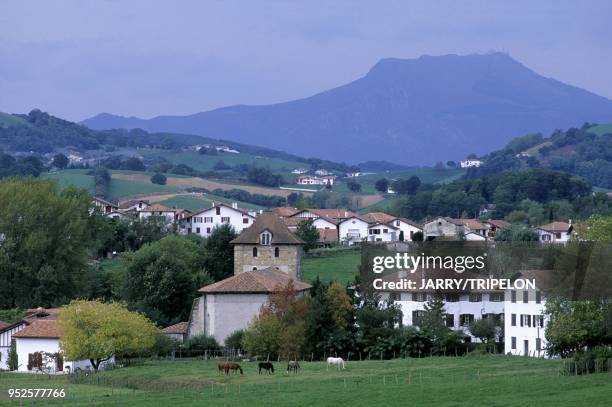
[465,123,612,188]
[83,52,612,165]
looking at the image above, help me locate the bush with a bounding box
[185,335,220,354]
[224,330,244,350]
[563,346,612,375]
[150,173,167,185]
[152,334,178,357]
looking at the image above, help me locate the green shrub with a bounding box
[185,334,220,354]
[224,330,244,350]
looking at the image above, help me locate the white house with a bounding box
[118,199,151,212]
[367,223,398,242]
[91,197,118,215]
[314,169,332,176]
[338,216,370,245]
[388,217,423,242]
[535,221,573,244]
[377,270,505,343]
[460,159,482,168]
[138,204,177,224]
[504,271,548,357]
[13,320,114,373]
[291,168,308,174]
[180,203,256,238]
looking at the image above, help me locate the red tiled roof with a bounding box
[24,307,61,321]
[231,213,304,245]
[484,219,511,229]
[453,219,487,231]
[161,322,189,334]
[13,320,60,339]
[140,204,176,213]
[537,222,571,233]
[271,207,299,217]
[184,203,254,219]
[363,212,396,224]
[198,268,311,294]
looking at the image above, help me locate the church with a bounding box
[187,213,311,344]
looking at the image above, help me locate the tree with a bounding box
[58,300,157,371]
[391,176,421,195]
[417,294,449,353]
[355,291,402,354]
[295,219,320,252]
[213,160,231,170]
[52,153,69,169]
[446,160,457,168]
[495,224,538,241]
[346,180,361,192]
[202,224,238,281]
[247,166,282,187]
[123,157,146,171]
[375,178,389,193]
[242,312,283,358]
[326,282,353,331]
[92,167,111,198]
[0,179,92,308]
[124,235,208,324]
[150,173,167,185]
[7,340,18,371]
[469,318,497,350]
[577,215,612,241]
[434,161,445,171]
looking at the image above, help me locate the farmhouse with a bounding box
[160,322,189,343]
[91,197,118,214]
[180,203,256,238]
[138,203,176,224]
[188,213,311,344]
[364,213,422,242]
[337,215,370,245]
[118,199,151,212]
[367,222,398,242]
[535,221,573,243]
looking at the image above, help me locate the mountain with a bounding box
[83,53,612,165]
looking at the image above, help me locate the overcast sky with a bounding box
[1,0,611,122]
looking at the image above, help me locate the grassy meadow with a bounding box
[1,356,610,406]
[302,250,360,286]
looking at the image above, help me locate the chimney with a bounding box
[232,202,238,209]
[211,201,215,207]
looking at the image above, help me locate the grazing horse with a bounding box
[286,360,300,374]
[326,357,346,370]
[258,362,274,374]
[218,362,243,375]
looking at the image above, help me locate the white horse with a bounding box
[326,357,346,370]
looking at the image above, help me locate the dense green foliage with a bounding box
[0,152,45,178]
[201,224,238,281]
[150,172,167,185]
[210,188,285,207]
[247,166,283,187]
[0,178,93,308]
[92,167,111,198]
[295,219,320,252]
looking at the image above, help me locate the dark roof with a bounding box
[198,268,311,294]
[483,219,511,229]
[161,321,189,334]
[271,207,299,217]
[231,213,304,245]
[536,222,572,233]
[13,320,60,339]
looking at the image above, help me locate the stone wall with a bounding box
[233,244,302,280]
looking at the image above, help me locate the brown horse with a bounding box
[218,362,244,375]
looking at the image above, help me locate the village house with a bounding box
[363,212,423,242]
[296,175,336,186]
[314,169,332,176]
[138,203,177,224]
[160,322,189,343]
[187,213,311,344]
[282,216,339,247]
[423,217,464,240]
[535,221,573,243]
[118,199,151,212]
[504,271,548,357]
[481,219,510,239]
[377,270,505,343]
[337,215,370,245]
[91,197,118,215]
[179,203,256,238]
[367,222,398,242]
[291,168,308,174]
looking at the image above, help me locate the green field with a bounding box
[588,123,612,136]
[303,250,360,286]
[140,149,305,173]
[1,357,610,406]
[43,169,179,201]
[158,193,265,212]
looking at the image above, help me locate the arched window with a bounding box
[274,247,280,257]
[260,231,272,245]
[252,267,257,271]
[253,247,258,257]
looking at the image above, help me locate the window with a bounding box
[187,228,192,234]
[511,290,516,303]
[412,292,427,302]
[520,314,531,327]
[412,310,426,325]
[243,218,249,224]
[27,352,43,371]
[389,292,400,301]
[260,231,272,245]
[252,267,257,271]
[459,314,474,326]
[523,291,529,303]
[221,217,230,223]
[193,217,203,223]
[196,227,200,234]
[206,227,211,233]
[511,337,516,350]
[383,229,388,233]
[511,314,516,326]
[253,247,258,257]
[489,293,503,302]
[534,315,544,328]
[204,217,213,223]
[469,293,482,302]
[216,207,221,215]
[555,232,561,239]
[445,293,459,302]
[535,291,542,304]
[445,314,454,327]
[274,247,280,258]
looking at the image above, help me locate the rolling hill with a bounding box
[83,52,612,165]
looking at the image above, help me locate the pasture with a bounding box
[1,356,610,406]
[302,249,361,286]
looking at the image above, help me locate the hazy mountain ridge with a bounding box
[83,53,612,165]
